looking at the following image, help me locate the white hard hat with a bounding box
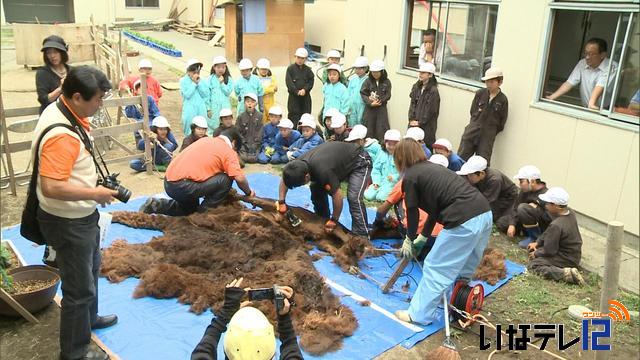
[329,112,346,128]
[384,129,401,142]
[419,62,436,74]
[370,59,385,72]
[404,127,425,141]
[268,105,283,116]
[364,137,378,147]
[212,55,227,65]
[298,113,316,128]
[429,154,450,168]
[244,92,258,102]
[327,63,342,73]
[345,124,368,142]
[432,138,453,151]
[539,187,569,206]
[456,155,488,175]
[327,49,341,59]
[191,116,208,129]
[138,59,152,69]
[353,56,369,68]
[223,307,276,360]
[277,118,294,129]
[151,116,170,128]
[186,58,203,71]
[256,58,271,69]
[514,165,542,180]
[238,58,253,70]
[294,47,308,58]
[324,108,338,118]
[219,108,233,118]
[481,66,504,81]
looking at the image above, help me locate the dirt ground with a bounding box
[1,41,638,360]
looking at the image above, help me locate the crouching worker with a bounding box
[180,115,209,151]
[191,278,303,360]
[129,116,178,172]
[139,128,255,215]
[392,139,492,324]
[279,139,372,237]
[527,187,585,286]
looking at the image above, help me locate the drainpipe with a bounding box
[201,0,205,27]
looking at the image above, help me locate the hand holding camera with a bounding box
[247,285,295,316]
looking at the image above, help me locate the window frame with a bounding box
[400,0,501,88]
[534,2,639,130]
[125,0,160,9]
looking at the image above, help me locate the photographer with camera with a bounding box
[191,278,303,360]
[30,65,120,360]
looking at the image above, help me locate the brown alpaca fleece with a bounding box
[473,247,507,285]
[101,195,372,355]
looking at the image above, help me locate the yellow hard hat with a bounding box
[223,307,276,360]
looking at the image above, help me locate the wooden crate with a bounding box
[13,23,94,67]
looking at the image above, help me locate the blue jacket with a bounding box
[207,75,234,132]
[274,130,301,156]
[290,133,324,158]
[137,132,178,165]
[261,123,279,150]
[234,74,264,114]
[448,152,466,172]
[125,95,160,121]
[364,139,382,160]
[322,81,349,117]
[371,150,400,185]
[347,74,367,126]
[421,143,432,158]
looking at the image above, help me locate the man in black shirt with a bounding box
[457,155,517,224]
[279,139,372,237]
[285,48,315,122]
[392,139,492,325]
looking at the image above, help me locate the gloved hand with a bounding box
[218,278,247,323]
[324,219,338,233]
[276,201,288,214]
[286,151,295,161]
[265,146,275,157]
[412,234,428,252]
[372,212,386,229]
[400,236,414,258]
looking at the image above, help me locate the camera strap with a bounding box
[56,98,110,181]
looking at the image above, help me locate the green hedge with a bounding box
[123,29,176,50]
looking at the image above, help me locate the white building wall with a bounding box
[305,0,639,235]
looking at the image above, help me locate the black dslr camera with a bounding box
[98,173,131,203]
[248,285,288,313]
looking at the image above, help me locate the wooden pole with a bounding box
[0,96,18,195]
[139,74,152,174]
[595,221,624,360]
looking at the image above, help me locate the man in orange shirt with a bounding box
[34,66,118,360]
[140,128,255,215]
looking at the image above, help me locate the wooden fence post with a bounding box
[0,96,17,195]
[139,74,152,174]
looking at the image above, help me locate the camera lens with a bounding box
[116,185,132,203]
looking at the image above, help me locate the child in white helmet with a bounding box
[191,278,302,360]
[130,116,178,172]
[235,58,264,115]
[364,129,401,201]
[322,64,350,121]
[180,59,209,136]
[360,59,391,143]
[180,115,209,151]
[347,56,369,126]
[138,58,162,106]
[254,58,278,123]
[321,49,347,85]
[207,56,234,133]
